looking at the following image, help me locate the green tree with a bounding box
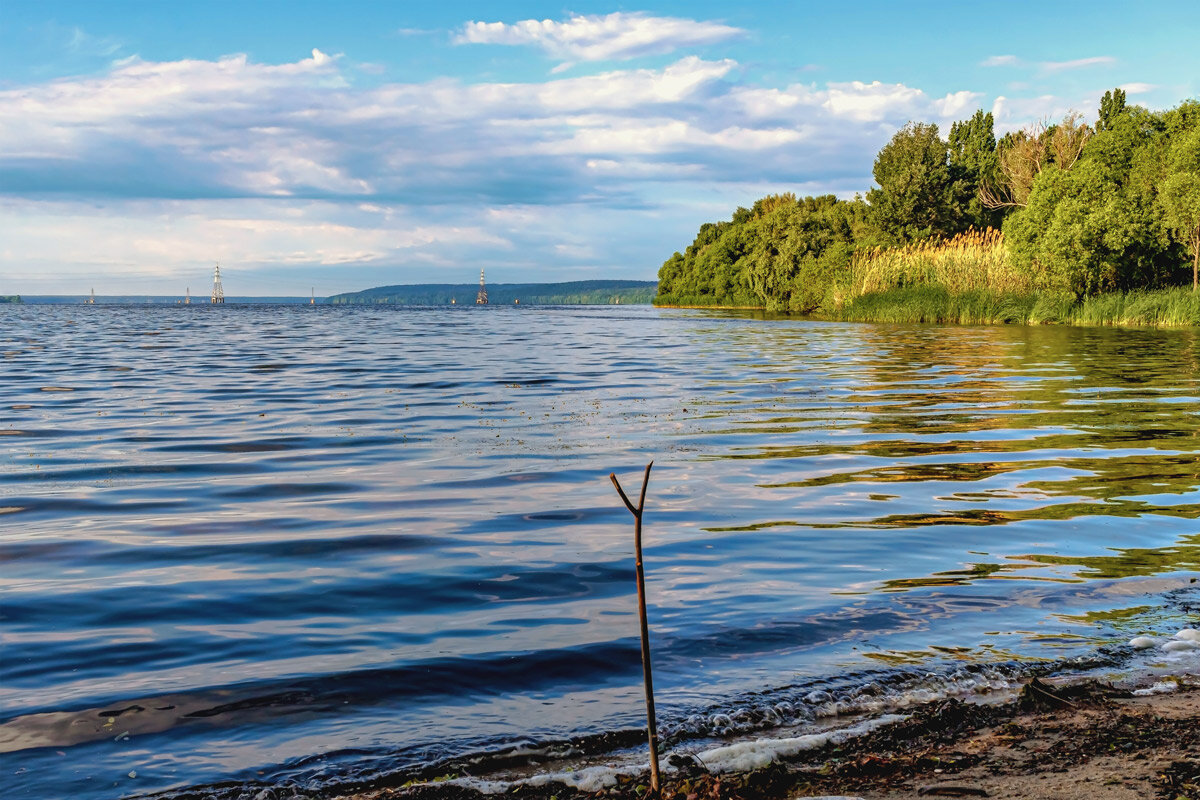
[743,195,858,311]
[655,194,863,310]
[1159,127,1200,289]
[1097,87,1127,132]
[948,110,1002,230]
[1005,108,1179,296]
[867,122,955,243]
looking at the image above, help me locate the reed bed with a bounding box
[836,286,1037,325]
[835,285,1200,327]
[844,229,1034,298]
[833,230,1200,327]
[1070,287,1200,327]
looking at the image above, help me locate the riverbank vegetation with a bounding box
[0,295,22,304]
[655,91,1200,326]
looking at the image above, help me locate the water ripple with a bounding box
[1,305,1199,799]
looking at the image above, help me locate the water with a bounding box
[1,304,1198,799]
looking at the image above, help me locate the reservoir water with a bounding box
[1,304,1198,799]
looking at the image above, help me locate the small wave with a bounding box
[0,462,270,484]
[216,482,360,499]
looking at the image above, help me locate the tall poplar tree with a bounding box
[948,110,1002,230]
[1097,88,1128,132]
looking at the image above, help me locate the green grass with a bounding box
[831,286,1037,325]
[1070,288,1200,326]
[829,285,1200,327]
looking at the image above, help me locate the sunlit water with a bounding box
[1,304,1198,799]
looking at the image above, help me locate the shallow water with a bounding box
[1,304,1198,799]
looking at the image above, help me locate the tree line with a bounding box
[655,90,1200,311]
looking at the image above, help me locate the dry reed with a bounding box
[845,229,1033,298]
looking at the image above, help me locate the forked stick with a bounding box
[610,462,660,794]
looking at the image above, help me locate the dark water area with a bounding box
[1,304,1198,799]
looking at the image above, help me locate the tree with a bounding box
[982,114,1090,210]
[1097,88,1127,132]
[1005,109,1178,296]
[948,109,1002,230]
[1048,113,1091,170]
[867,122,954,243]
[655,193,863,310]
[1159,127,1200,289]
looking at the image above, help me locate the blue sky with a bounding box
[1,1,1197,295]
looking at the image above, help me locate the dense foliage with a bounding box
[656,194,869,311]
[0,295,21,304]
[332,280,657,306]
[656,94,1200,314]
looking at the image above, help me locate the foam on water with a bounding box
[1133,680,1179,697]
[694,714,908,774]
[661,661,1024,743]
[446,713,908,794]
[1127,628,1200,665]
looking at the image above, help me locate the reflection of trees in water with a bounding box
[754,453,1200,506]
[695,323,1200,595]
[878,533,1200,591]
[1016,534,1200,579]
[843,324,1200,439]
[686,322,1200,446]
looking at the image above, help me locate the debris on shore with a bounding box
[330,678,1200,800]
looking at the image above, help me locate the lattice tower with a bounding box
[211,263,225,304]
[476,268,488,305]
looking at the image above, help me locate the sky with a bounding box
[1,1,1197,296]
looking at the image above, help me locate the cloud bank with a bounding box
[0,50,980,206]
[455,11,744,68]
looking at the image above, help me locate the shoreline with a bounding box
[325,676,1200,800]
[656,284,1200,328]
[653,304,769,310]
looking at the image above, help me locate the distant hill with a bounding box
[19,296,323,305]
[330,279,658,306]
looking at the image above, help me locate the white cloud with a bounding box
[980,55,1021,68]
[985,54,1118,74]
[818,81,979,125]
[821,81,922,121]
[936,90,983,119]
[454,12,743,66]
[1040,55,1116,73]
[1119,82,1157,95]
